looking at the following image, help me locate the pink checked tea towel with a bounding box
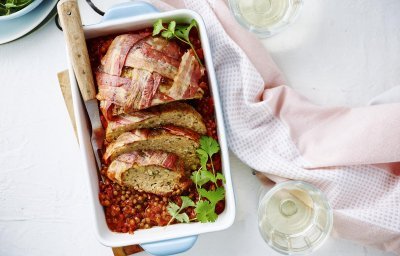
[148,0,400,253]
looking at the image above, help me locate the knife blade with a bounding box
[86,99,104,169]
[57,0,104,172]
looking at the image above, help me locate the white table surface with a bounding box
[0,1,398,255]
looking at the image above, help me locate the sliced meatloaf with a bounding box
[103,126,200,170]
[107,151,190,195]
[105,102,207,142]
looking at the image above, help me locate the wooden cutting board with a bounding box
[57,70,143,256]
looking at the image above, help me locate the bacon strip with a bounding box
[144,37,183,60]
[103,129,149,162]
[96,71,132,88]
[168,50,204,100]
[151,90,175,106]
[96,36,205,114]
[101,33,150,76]
[125,44,180,80]
[99,100,113,121]
[115,151,180,170]
[111,112,154,126]
[161,125,200,141]
[96,72,132,106]
[99,101,127,122]
[125,69,162,112]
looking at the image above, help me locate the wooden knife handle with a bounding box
[57,0,96,102]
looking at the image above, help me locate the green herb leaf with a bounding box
[167,197,195,224]
[153,19,203,66]
[216,173,226,184]
[191,170,205,187]
[199,136,220,158]
[8,0,33,7]
[167,202,180,217]
[153,19,165,36]
[202,170,216,184]
[181,196,195,209]
[189,19,197,28]
[195,200,218,223]
[191,169,215,187]
[196,148,208,171]
[175,19,197,42]
[4,3,16,8]
[161,30,174,39]
[168,20,176,33]
[174,26,187,42]
[198,187,225,206]
[175,212,190,223]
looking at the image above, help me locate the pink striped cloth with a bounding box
[149,0,400,253]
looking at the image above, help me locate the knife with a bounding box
[57,0,104,172]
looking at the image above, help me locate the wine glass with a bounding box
[258,180,333,254]
[228,0,303,37]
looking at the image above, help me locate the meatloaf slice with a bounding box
[103,126,200,170]
[105,102,207,142]
[107,151,190,195]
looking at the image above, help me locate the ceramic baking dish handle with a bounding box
[102,1,159,22]
[141,236,198,256]
[101,2,198,255]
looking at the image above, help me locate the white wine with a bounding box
[229,0,303,37]
[258,181,332,254]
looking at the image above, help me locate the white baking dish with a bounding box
[67,1,235,255]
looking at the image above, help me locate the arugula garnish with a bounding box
[153,19,203,65]
[167,136,226,224]
[0,0,33,16]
